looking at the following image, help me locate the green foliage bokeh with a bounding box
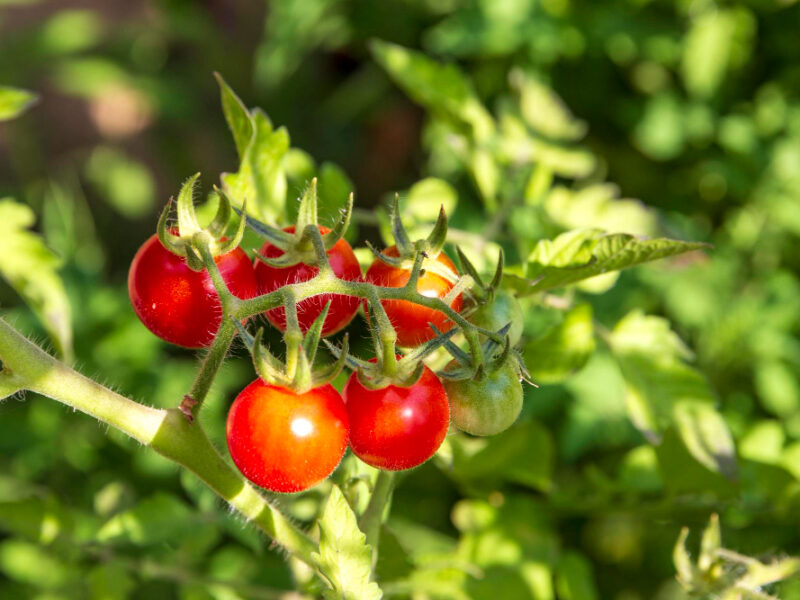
[1,0,800,598]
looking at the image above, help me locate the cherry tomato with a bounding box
[226,379,349,493]
[443,360,523,436]
[364,246,463,347]
[343,365,449,471]
[128,233,258,348]
[255,226,362,336]
[467,289,524,345]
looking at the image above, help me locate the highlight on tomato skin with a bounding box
[364,246,463,348]
[254,225,363,337]
[342,365,450,471]
[225,379,349,494]
[128,233,258,348]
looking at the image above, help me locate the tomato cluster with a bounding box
[128,215,522,494]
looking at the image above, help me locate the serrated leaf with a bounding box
[0,199,72,358]
[512,229,707,294]
[524,303,595,384]
[311,485,382,600]
[0,86,37,121]
[215,73,254,160]
[221,109,288,225]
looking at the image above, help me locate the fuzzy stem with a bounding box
[0,318,318,565]
[185,316,236,419]
[359,471,395,558]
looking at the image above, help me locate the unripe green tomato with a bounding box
[467,289,524,345]
[443,361,523,436]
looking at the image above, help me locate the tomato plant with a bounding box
[342,364,449,471]
[255,225,362,336]
[128,233,258,348]
[365,246,463,347]
[443,359,524,436]
[226,379,349,493]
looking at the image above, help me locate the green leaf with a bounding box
[96,493,198,546]
[524,303,595,384]
[215,73,254,160]
[682,8,754,99]
[673,401,738,481]
[405,177,458,222]
[370,39,494,141]
[451,421,554,491]
[509,229,707,294]
[541,184,657,237]
[0,199,72,358]
[0,499,65,544]
[89,562,135,600]
[510,69,586,142]
[317,162,354,225]
[311,485,382,600]
[221,109,289,225]
[84,146,155,219]
[555,552,599,600]
[0,86,37,121]
[610,311,738,479]
[0,539,75,589]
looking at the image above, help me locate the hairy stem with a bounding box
[0,318,318,565]
[185,316,237,418]
[359,470,395,558]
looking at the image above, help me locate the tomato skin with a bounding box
[364,247,463,348]
[443,361,523,436]
[128,234,258,348]
[467,289,524,345]
[255,226,362,336]
[343,365,449,471]
[226,380,349,493]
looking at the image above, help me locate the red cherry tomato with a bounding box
[226,379,349,493]
[343,365,449,471]
[255,226,362,336]
[364,246,463,347]
[128,233,258,348]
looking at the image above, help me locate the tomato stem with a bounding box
[0,317,320,567]
[359,470,395,561]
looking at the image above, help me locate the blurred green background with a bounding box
[2,0,800,598]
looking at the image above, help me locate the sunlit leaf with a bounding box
[221,109,289,225]
[524,303,595,384]
[0,86,37,121]
[215,73,254,160]
[0,199,72,358]
[555,552,599,600]
[96,493,198,546]
[507,229,707,294]
[371,39,494,141]
[311,485,382,600]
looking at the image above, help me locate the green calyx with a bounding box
[157,173,247,271]
[367,195,456,283]
[325,325,458,390]
[235,301,349,394]
[245,178,353,270]
[436,321,530,384]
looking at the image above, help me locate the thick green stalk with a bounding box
[359,470,395,557]
[0,318,318,565]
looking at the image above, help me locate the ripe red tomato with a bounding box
[364,246,463,347]
[255,226,362,336]
[226,379,349,493]
[128,233,258,348]
[343,365,449,471]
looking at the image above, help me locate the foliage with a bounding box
[1,1,800,598]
